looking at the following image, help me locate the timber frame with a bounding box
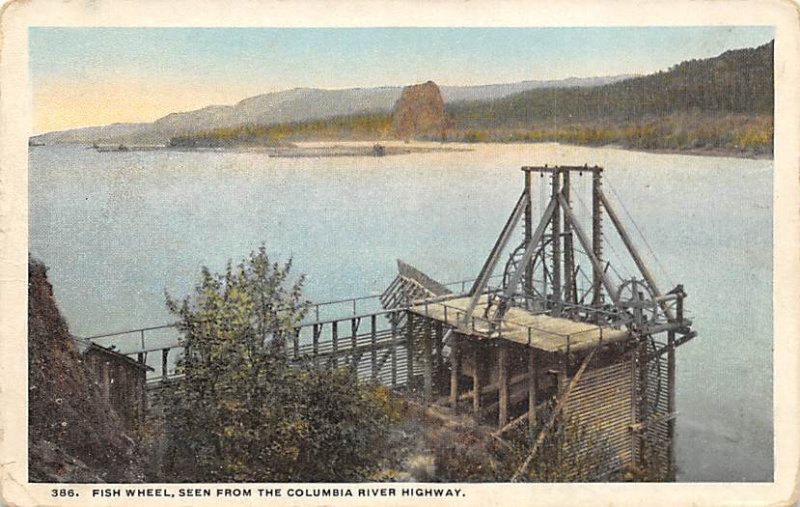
[383,164,696,481]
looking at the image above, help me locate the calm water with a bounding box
[29,142,773,482]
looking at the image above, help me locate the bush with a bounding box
[162,247,393,481]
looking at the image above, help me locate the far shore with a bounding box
[33,140,772,160]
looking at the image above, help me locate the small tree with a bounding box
[163,247,392,481]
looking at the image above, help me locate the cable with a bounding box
[572,187,630,282]
[605,177,675,289]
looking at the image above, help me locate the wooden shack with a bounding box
[76,339,152,430]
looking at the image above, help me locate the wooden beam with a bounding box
[528,349,538,440]
[524,168,533,296]
[161,348,169,382]
[498,344,510,426]
[556,193,620,306]
[563,169,576,306]
[450,333,460,413]
[434,321,444,393]
[598,190,674,321]
[459,372,530,400]
[406,312,415,391]
[511,346,598,481]
[423,320,433,404]
[592,168,603,308]
[493,399,550,438]
[465,190,529,321]
[501,197,559,302]
[551,169,562,314]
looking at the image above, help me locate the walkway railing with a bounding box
[81,275,496,383]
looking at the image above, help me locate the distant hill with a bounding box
[171,41,773,157]
[31,75,634,145]
[447,41,773,129]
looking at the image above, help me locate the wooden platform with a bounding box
[410,295,630,353]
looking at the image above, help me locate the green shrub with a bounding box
[162,247,393,482]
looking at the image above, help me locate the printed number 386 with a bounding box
[51,489,78,497]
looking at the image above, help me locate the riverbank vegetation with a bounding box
[170,41,772,158]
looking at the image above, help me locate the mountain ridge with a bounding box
[32,75,636,145]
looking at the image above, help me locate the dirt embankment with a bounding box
[28,259,145,482]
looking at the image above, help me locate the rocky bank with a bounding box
[28,259,145,482]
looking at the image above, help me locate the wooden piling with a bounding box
[161,348,169,382]
[434,321,444,392]
[528,349,538,439]
[473,347,482,415]
[498,344,509,426]
[450,333,460,413]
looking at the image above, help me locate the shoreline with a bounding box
[33,140,772,160]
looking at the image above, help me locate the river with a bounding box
[28,141,773,482]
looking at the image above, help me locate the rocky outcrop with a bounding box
[28,259,145,482]
[391,81,451,140]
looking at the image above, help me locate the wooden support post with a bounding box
[423,320,433,404]
[473,346,482,415]
[667,330,676,480]
[390,319,398,388]
[351,318,359,376]
[101,361,111,399]
[312,323,320,368]
[293,328,300,361]
[406,312,415,391]
[434,321,444,392]
[563,169,576,306]
[528,349,539,440]
[137,352,144,364]
[592,167,603,312]
[551,168,562,313]
[351,318,359,350]
[161,348,169,382]
[498,344,509,427]
[512,346,598,481]
[524,169,533,296]
[450,334,460,413]
[370,314,378,381]
[558,355,568,395]
[331,320,339,368]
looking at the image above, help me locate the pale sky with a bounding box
[29,27,774,134]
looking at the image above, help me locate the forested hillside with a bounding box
[172,41,773,156]
[448,41,773,127]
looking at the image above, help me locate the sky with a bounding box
[29,26,774,133]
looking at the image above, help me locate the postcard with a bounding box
[1,1,798,506]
